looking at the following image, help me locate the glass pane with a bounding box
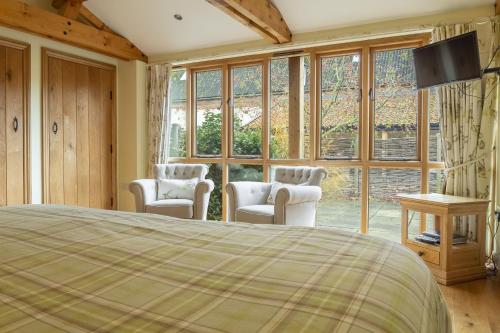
[429,169,445,194]
[207,163,223,220]
[229,164,263,182]
[320,53,360,159]
[317,167,361,231]
[373,48,418,160]
[270,56,311,159]
[195,69,222,156]
[369,168,421,242]
[232,65,262,156]
[429,87,443,161]
[169,69,187,157]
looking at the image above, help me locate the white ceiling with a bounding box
[84,0,494,56]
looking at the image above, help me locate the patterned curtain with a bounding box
[433,18,499,248]
[147,64,171,176]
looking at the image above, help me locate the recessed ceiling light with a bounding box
[174,14,183,21]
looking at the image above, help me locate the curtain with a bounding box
[433,18,499,251]
[147,63,171,176]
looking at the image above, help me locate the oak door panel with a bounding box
[62,60,77,205]
[0,46,6,206]
[6,47,24,205]
[88,66,102,208]
[44,50,115,209]
[76,64,89,207]
[48,57,64,204]
[0,40,28,207]
[100,69,112,210]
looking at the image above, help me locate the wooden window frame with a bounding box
[369,41,424,162]
[168,32,444,232]
[191,66,224,158]
[228,61,264,159]
[317,48,363,161]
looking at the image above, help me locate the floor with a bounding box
[440,274,500,333]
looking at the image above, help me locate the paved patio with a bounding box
[317,199,422,243]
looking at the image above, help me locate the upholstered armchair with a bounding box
[129,164,214,220]
[226,166,327,227]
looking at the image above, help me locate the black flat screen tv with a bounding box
[413,31,481,89]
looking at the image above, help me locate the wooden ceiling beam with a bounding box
[52,0,115,34]
[206,0,291,44]
[79,6,116,34]
[59,0,85,19]
[0,0,147,61]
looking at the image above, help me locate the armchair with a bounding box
[129,164,214,220]
[226,166,327,227]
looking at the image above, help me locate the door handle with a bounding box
[52,122,58,135]
[12,117,18,132]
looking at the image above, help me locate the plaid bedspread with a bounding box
[0,205,450,333]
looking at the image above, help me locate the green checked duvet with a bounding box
[0,205,450,332]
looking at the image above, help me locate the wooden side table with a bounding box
[398,193,489,285]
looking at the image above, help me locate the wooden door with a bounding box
[43,50,115,209]
[0,39,29,206]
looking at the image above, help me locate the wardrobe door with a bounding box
[44,50,115,209]
[0,40,29,206]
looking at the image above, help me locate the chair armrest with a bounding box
[274,186,322,226]
[193,179,215,220]
[226,182,272,221]
[129,179,157,212]
[275,185,322,205]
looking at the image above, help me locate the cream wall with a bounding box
[117,60,148,211]
[0,25,147,210]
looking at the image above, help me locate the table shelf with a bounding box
[398,193,488,285]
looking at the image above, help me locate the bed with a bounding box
[0,205,450,332]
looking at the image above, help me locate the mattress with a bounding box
[0,205,450,332]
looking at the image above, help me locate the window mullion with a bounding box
[263,58,270,182]
[360,46,370,234]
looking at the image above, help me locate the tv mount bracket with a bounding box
[482,67,500,76]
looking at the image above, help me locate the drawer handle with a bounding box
[52,122,58,135]
[417,251,425,257]
[12,117,18,132]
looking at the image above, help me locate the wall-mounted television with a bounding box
[413,31,481,89]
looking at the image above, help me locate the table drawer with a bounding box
[407,243,440,265]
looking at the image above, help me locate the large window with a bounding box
[231,64,263,157]
[320,52,361,159]
[195,69,223,156]
[169,69,187,157]
[270,56,311,159]
[372,48,419,160]
[169,34,444,242]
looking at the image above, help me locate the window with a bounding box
[368,169,421,242]
[195,69,223,156]
[231,64,263,157]
[169,69,187,157]
[429,87,442,162]
[229,164,263,182]
[317,167,362,231]
[372,48,418,160]
[320,53,361,159]
[270,56,311,159]
[169,34,443,241]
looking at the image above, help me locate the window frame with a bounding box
[192,66,224,158]
[369,42,424,162]
[168,33,444,236]
[228,61,264,159]
[318,48,363,161]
